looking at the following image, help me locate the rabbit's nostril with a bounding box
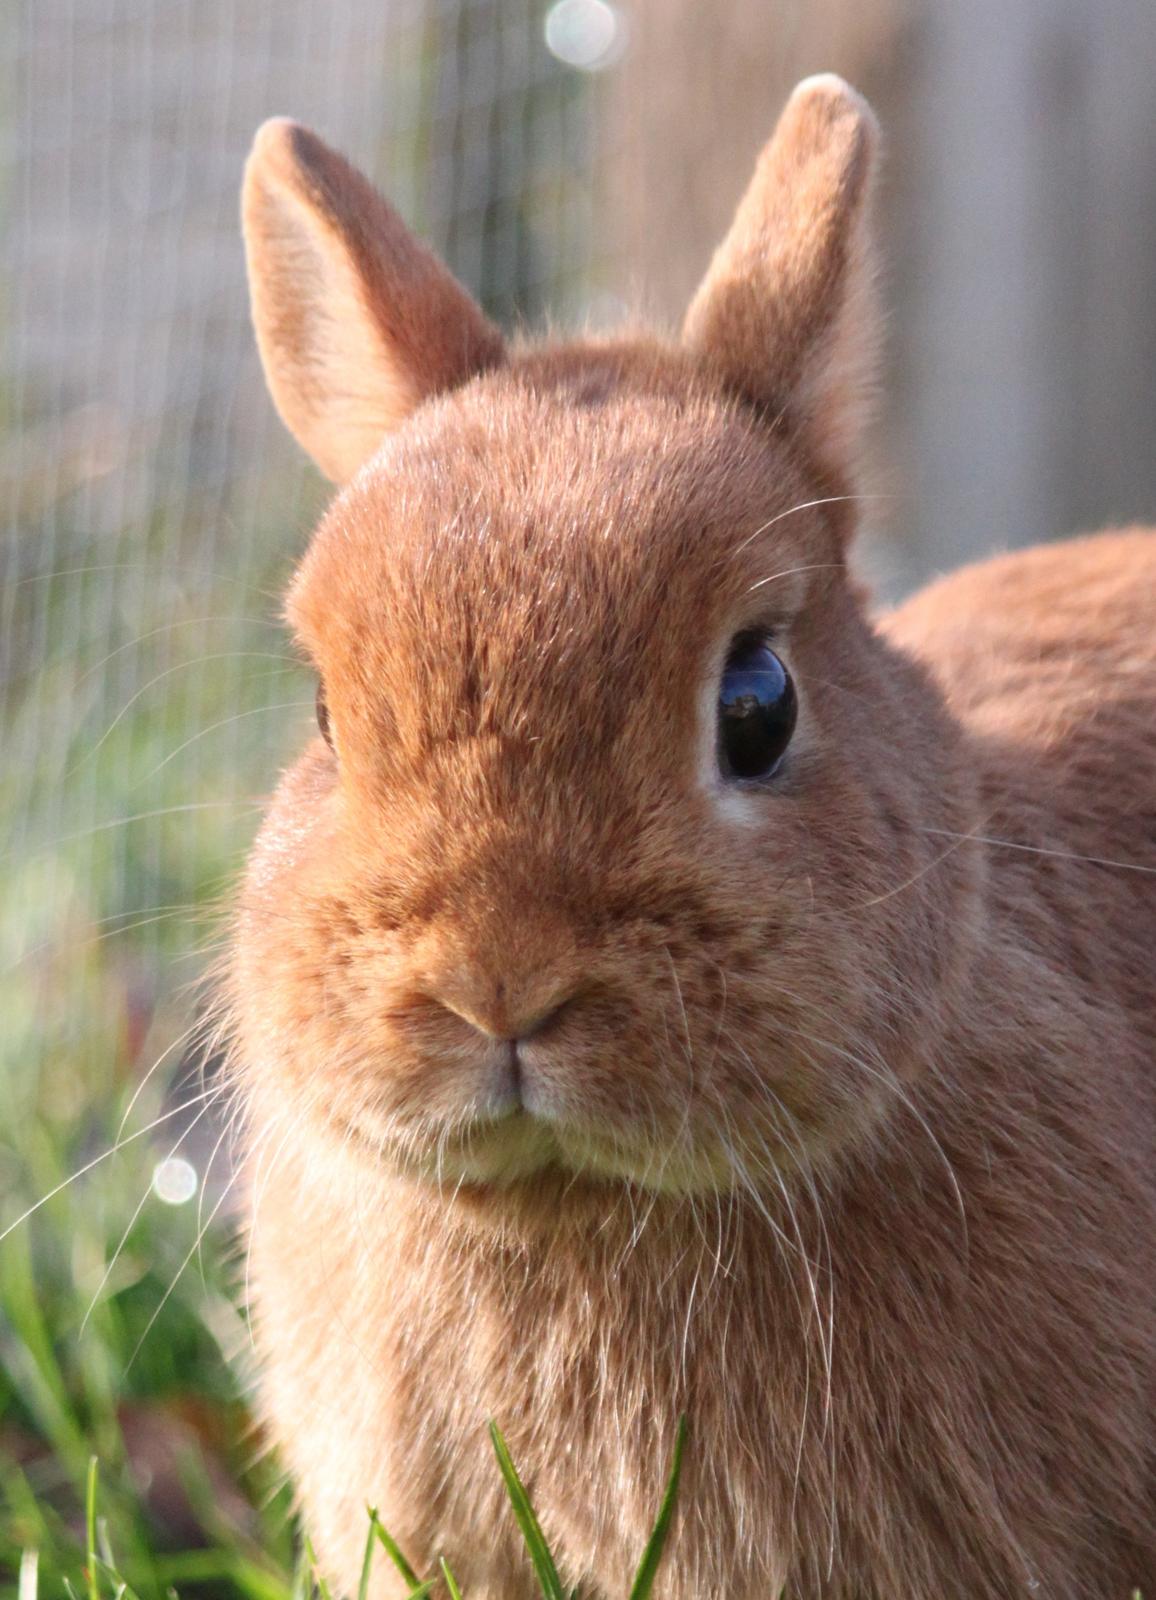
[515,996,572,1041]
[436,988,572,1044]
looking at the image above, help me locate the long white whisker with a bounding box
[116,1018,206,1144]
[143,701,312,782]
[77,614,286,685]
[920,826,1156,876]
[784,1019,970,1272]
[195,1112,241,1284]
[0,1087,222,1245]
[7,905,214,976]
[10,560,286,602]
[854,831,975,910]
[80,1086,226,1333]
[747,561,845,594]
[733,494,891,558]
[69,653,296,776]
[0,802,261,866]
[124,1165,244,1374]
[712,1104,828,1549]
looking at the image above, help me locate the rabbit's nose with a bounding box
[429,974,574,1043]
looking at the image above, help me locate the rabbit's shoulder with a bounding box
[880,529,1156,747]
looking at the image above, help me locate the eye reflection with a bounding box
[717,639,797,780]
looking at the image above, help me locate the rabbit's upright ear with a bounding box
[682,75,879,491]
[242,120,505,483]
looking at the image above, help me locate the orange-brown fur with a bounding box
[230,78,1156,1598]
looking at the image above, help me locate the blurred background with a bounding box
[3,0,1156,1591]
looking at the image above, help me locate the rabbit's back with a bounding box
[885,528,1156,1111]
[884,528,1156,755]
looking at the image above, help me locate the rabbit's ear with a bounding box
[682,75,878,488]
[242,119,505,483]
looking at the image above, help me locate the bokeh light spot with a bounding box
[544,0,625,72]
[152,1156,198,1206]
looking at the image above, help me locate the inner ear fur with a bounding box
[682,74,880,492]
[242,118,505,483]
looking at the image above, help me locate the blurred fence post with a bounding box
[601,0,1156,594]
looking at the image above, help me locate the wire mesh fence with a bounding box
[0,0,611,1196]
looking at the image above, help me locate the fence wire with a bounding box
[0,0,605,1172]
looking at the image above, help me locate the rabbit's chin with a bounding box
[341,1106,740,1197]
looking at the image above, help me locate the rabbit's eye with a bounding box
[315,681,333,748]
[718,637,797,780]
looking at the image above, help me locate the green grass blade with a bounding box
[370,1515,424,1592]
[85,1458,100,1600]
[488,1422,565,1600]
[304,1539,335,1600]
[148,1552,287,1599]
[357,1510,380,1600]
[439,1557,464,1600]
[627,1416,688,1600]
[290,1547,311,1600]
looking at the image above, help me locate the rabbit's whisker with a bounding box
[747,561,845,595]
[115,1014,208,1144]
[69,652,297,777]
[919,825,1156,875]
[194,1107,245,1284]
[732,492,893,558]
[712,1102,831,1550]
[10,560,286,603]
[80,1084,227,1333]
[142,701,314,783]
[0,1085,224,1246]
[786,1019,970,1272]
[78,614,286,685]
[6,903,211,974]
[853,829,976,910]
[0,801,263,865]
[125,1149,248,1374]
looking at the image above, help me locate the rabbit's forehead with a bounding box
[295,380,820,673]
[289,383,832,793]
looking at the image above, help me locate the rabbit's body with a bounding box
[243,528,1156,1600]
[232,79,1156,1600]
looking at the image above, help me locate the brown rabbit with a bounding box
[230,76,1156,1599]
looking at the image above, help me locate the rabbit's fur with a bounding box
[231,77,1156,1598]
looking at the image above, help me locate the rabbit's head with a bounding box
[233,78,980,1202]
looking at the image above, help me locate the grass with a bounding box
[1,543,310,1598]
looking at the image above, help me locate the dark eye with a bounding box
[718,637,797,780]
[315,681,333,748]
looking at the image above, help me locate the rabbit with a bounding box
[228,74,1156,1600]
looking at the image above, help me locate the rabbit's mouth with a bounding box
[336,1094,743,1197]
[339,1100,566,1188]
[316,1018,809,1196]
